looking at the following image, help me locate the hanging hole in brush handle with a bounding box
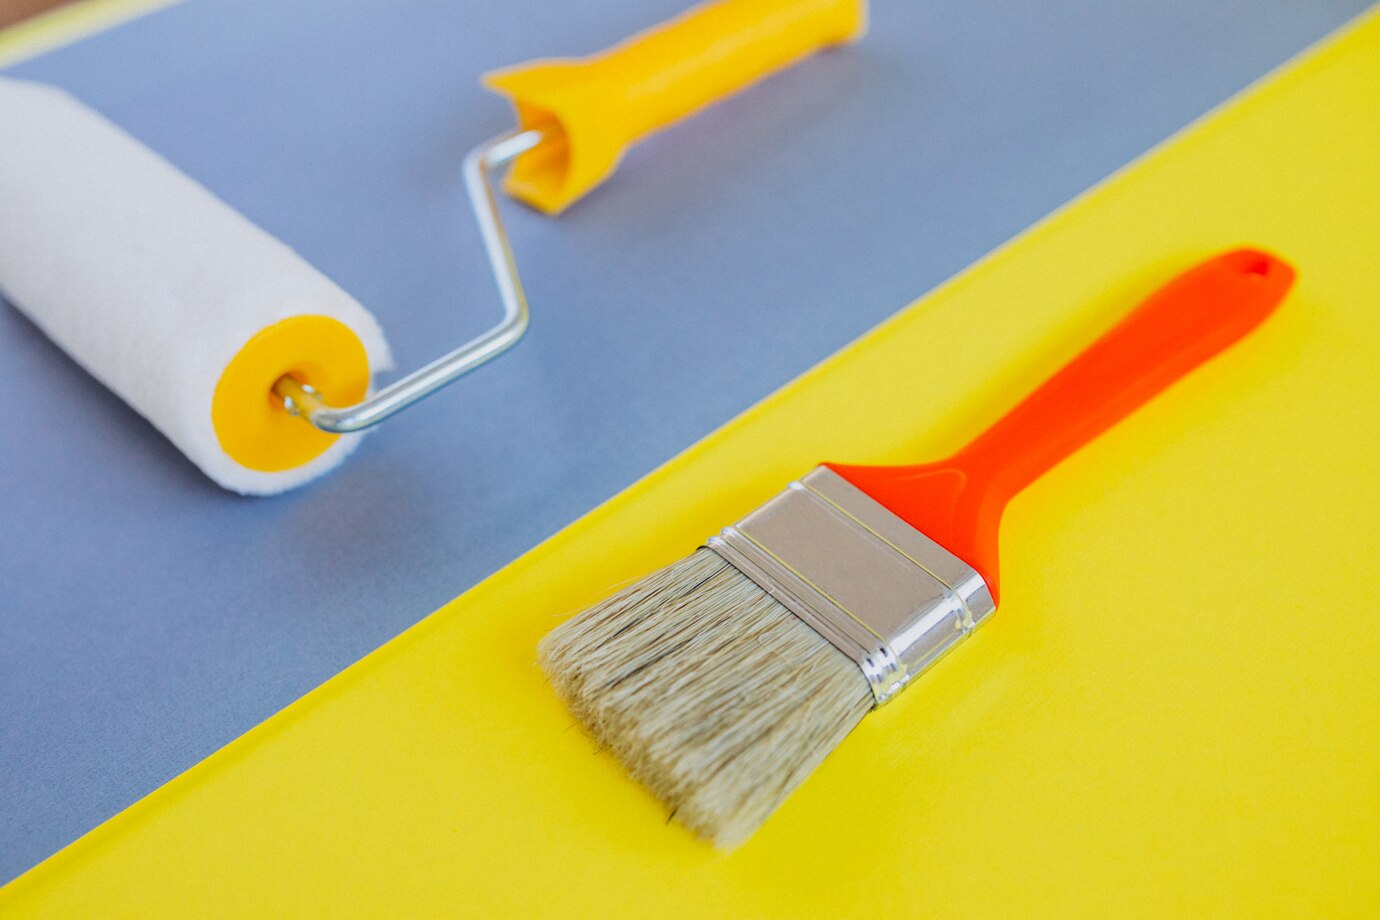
[827,248,1297,598]
[951,248,1296,502]
[278,0,867,434]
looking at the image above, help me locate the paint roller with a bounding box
[0,0,866,495]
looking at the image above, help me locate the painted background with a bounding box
[0,0,1371,884]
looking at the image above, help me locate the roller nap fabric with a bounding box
[0,77,392,494]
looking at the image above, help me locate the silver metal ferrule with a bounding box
[706,466,996,706]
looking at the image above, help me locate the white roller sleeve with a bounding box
[0,77,392,495]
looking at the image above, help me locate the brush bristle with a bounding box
[539,548,873,848]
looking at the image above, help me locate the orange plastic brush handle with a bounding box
[484,0,866,213]
[827,248,1296,601]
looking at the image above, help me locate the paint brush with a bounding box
[540,248,1295,848]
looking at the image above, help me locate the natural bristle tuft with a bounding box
[539,549,872,848]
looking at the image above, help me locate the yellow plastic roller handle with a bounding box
[483,0,867,214]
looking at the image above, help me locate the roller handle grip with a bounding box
[484,0,866,213]
[583,0,864,136]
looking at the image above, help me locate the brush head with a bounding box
[540,468,994,847]
[539,548,872,849]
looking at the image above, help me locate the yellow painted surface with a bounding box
[5,9,1379,918]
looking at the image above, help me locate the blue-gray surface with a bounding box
[0,0,1369,883]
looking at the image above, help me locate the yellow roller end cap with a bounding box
[212,315,371,472]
